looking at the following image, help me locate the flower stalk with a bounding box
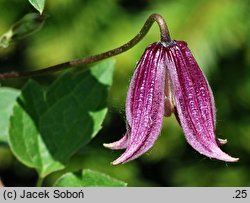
[0,13,170,79]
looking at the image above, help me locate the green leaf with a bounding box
[29,0,45,14]
[54,169,127,187]
[9,60,115,177]
[0,88,20,143]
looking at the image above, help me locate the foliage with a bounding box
[9,61,114,178]
[28,0,45,14]
[0,88,20,143]
[0,0,250,186]
[54,169,127,187]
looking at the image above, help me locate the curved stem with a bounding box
[36,177,44,187]
[151,13,171,43]
[0,13,171,79]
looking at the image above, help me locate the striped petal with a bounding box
[165,41,238,162]
[105,42,166,165]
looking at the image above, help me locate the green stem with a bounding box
[0,13,171,79]
[36,177,44,187]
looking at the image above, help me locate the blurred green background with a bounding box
[0,0,250,186]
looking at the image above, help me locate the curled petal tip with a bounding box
[213,153,239,162]
[227,157,239,162]
[234,158,240,162]
[111,152,136,165]
[111,159,122,166]
[216,138,228,145]
[103,143,113,148]
[110,154,129,165]
[103,133,129,150]
[103,142,124,150]
[200,144,239,162]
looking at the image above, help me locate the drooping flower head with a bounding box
[104,39,239,165]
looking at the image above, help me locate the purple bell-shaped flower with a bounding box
[104,40,238,165]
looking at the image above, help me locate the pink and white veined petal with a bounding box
[103,126,130,150]
[165,40,238,162]
[106,42,166,165]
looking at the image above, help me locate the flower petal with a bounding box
[103,125,131,150]
[111,43,166,165]
[165,41,238,162]
[103,133,129,150]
